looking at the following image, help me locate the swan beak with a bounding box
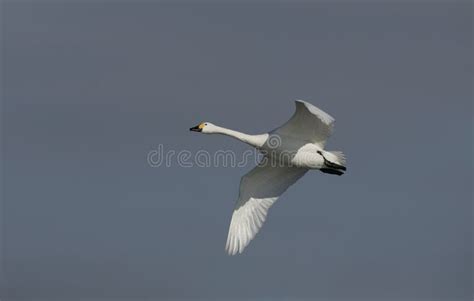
[190,125,202,132]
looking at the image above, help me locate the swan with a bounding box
[190,100,346,255]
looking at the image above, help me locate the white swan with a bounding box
[190,100,346,255]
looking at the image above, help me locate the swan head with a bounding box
[189,122,217,134]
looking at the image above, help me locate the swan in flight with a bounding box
[190,100,346,255]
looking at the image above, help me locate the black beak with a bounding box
[189,125,202,132]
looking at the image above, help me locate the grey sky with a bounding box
[1,2,472,300]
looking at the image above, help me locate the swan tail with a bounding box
[327,151,346,166]
[321,150,346,172]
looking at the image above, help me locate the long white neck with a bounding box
[211,125,268,148]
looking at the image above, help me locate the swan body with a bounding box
[190,100,346,255]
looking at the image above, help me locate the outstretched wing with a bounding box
[225,163,308,255]
[274,100,335,147]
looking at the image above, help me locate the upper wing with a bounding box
[274,100,335,147]
[225,163,308,255]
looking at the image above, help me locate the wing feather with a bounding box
[225,164,307,255]
[274,100,335,147]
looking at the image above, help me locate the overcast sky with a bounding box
[1,2,472,300]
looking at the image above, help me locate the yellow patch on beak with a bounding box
[198,123,205,129]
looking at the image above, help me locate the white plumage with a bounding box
[190,100,346,255]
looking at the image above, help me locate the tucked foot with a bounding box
[324,160,347,171]
[320,168,344,176]
[317,150,347,171]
